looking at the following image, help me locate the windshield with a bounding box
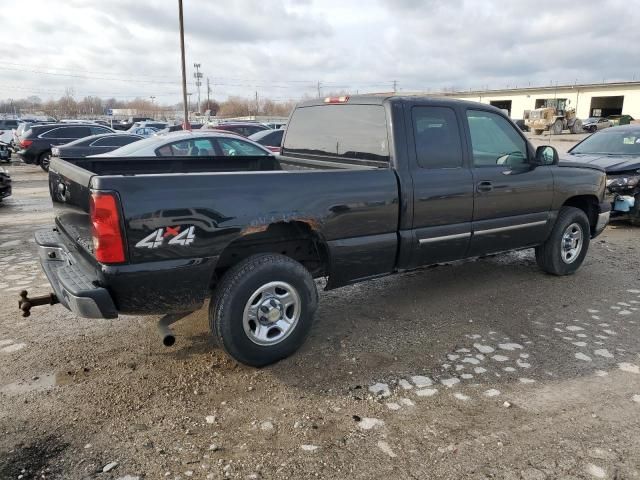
[585,117,599,123]
[571,129,640,155]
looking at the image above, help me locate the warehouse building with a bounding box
[443,81,640,120]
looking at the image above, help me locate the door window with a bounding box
[412,106,463,168]
[90,126,111,135]
[466,110,528,167]
[216,137,268,156]
[156,138,216,156]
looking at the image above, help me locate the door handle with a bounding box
[477,181,493,192]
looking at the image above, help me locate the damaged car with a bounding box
[566,125,640,224]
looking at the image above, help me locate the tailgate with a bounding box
[48,157,98,260]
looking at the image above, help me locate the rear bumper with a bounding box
[593,201,611,238]
[35,229,118,319]
[18,149,37,164]
[0,182,12,198]
[35,227,217,318]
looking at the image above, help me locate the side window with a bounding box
[216,138,268,156]
[90,126,110,135]
[156,139,215,156]
[466,110,527,167]
[61,126,91,138]
[412,106,463,168]
[41,128,64,139]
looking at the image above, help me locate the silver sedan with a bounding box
[94,130,273,157]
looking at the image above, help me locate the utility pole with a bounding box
[193,63,202,114]
[255,91,259,116]
[392,80,397,92]
[187,93,192,113]
[206,77,211,108]
[316,81,321,98]
[178,0,190,129]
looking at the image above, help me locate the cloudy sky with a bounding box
[1,0,639,104]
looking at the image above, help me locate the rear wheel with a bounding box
[551,119,563,135]
[39,151,52,172]
[535,206,590,275]
[534,129,544,136]
[209,253,318,367]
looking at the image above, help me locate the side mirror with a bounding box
[534,145,559,165]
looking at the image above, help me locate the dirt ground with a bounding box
[1,154,640,480]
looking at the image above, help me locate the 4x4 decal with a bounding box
[135,226,196,249]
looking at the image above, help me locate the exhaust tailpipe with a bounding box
[156,312,191,347]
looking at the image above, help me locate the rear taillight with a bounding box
[20,139,33,148]
[89,191,126,264]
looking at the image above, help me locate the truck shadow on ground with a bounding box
[163,248,630,396]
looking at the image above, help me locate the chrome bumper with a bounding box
[595,210,610,236]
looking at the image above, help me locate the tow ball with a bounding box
[18,290,59,318]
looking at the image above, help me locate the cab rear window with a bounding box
[282,104,389,166]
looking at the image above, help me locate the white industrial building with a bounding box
[441,81,640,120]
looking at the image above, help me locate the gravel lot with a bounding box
[1,151,640,480]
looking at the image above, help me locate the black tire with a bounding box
[39,151,52,172]
[209,253,318,367]
[589,125,597,133]
[535,206,590,276]
[551,119,563,135]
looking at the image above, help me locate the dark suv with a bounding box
[18,123,115,171]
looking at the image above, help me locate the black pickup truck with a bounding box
[27,96,610,366]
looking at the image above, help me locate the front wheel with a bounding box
[535,206,590,275]
[209,253,318,367]
[39,151,52,172]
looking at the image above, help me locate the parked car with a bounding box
[96,130,272,157]
[0,119,19,144]
[608,114,634,126]
[12,121,48,152]
[0,140,10,162]
[129,127,159,137]
[208,122,270,137]
[29,96,609,368]
[566,124,640,224]
[0,166,11,201]
[583,117,612,133]
[127,121,167,133]
[17,123,116,171]
[248,128,284,153]
[155,123,205,135]
[51,133,143,158]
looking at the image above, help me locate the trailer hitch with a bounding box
[18,290,59,318]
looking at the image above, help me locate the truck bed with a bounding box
[46,155,400,315]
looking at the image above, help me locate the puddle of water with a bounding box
[0,371,83,395]
[0,374,56,395]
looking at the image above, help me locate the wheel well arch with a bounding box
[212,221,330,288]
[561,195,599,234]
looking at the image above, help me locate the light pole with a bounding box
[149,96,156,119]
[178,0,190,129]
[193,63,202,115]
[187,93,193,113]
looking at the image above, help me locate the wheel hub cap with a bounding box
[561,222,583,264]
[243,281,301,346]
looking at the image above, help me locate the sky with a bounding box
[1,0,639,105]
